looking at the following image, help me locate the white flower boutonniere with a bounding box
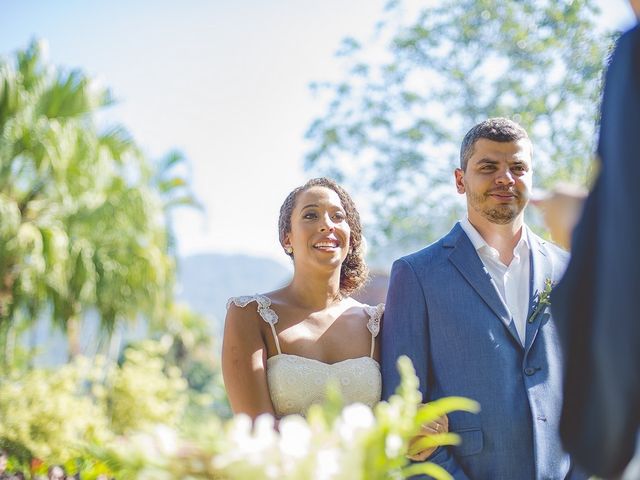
[528,278,554,324]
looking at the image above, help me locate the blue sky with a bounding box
[1,0,636,264]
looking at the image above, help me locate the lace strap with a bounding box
[227,294,282,354]
[364,303,384,357]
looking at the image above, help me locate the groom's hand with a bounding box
[406,414,449,462]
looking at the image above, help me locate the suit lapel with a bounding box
[524,233,553,352]
[445,224,523,348]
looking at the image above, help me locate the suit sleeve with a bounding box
[381,258,429,400]
[381,258,471,480]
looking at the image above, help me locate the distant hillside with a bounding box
[176,253,292,335]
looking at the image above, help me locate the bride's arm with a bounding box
[222,304,277,419]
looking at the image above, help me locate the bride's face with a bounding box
[284,186,351,270]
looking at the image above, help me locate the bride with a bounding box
[222,177,444,461]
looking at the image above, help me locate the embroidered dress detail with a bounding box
[364,303,384,337]
[227,294,278,325]
[364,303,384,357]
[227,294,282,354]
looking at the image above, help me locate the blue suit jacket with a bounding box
[382,223,585,480]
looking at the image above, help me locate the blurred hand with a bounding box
[531,184,587,251]
[406,414,449,462]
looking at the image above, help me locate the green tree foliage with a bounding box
[106,340,189,435]
[151,150,203,257]
[0,340,187,472]
[0,40,181,361]
[145,303,232,420]
[306,0,612,258]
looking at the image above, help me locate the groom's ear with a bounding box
[455,168,466,194]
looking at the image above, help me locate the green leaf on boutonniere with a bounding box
[528,278,554,323]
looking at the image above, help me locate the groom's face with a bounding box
[455,138,532,225]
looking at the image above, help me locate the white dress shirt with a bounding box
[460,217,531,345]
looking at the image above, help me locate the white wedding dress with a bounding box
[227,294,384,417]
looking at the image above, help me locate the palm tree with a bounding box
[151,149,203,258]
[0,40,178,363]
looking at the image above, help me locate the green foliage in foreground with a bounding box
[0,344,478,479]
[0,340,188,476]
[92,356,479,480]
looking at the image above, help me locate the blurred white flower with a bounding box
[385,433,403,458]
[315,448,340,480]
[215,413,278,473]
[384,400,403,423]
[337,403,375,443]
[265,464,280,479]
[153,424,178,457]
[226,413,252,445]
[279,415,311,458]
[252,413,277,453]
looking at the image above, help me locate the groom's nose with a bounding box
[495,168,516,185]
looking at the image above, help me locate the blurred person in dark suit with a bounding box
[541,2,640,478]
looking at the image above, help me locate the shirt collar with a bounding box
[460,217,530,255]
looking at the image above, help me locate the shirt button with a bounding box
[524,367,536,376]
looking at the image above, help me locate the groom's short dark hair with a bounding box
[460,117,530,170]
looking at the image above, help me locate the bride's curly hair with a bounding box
[278,177,369,297]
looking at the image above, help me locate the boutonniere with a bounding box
[528,278,554,323]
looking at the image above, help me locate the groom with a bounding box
[381,118,586,479]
